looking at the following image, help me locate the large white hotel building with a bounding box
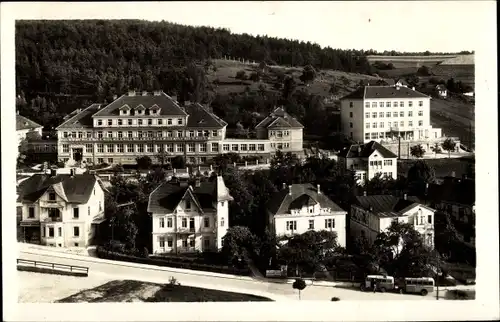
[339,84,442,143]
[56,91,304,165]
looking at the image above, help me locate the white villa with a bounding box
[266,183,347,247]
[17,169,106,247]
[147,176,233,254]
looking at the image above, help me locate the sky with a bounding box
[3,1,493,52]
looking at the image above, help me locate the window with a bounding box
[408,111,413,117]
[97,157,104,164]
[365,133,370,140]
[372,122,377,128]
[240,144,247,151]
[286,221,297,231]
[384,160,393,166]
[146,144,153,153]
[106,144,114,153]
[159,217,165,228]
[73,226,80,237]
[204,238,210,248]
[379,132,385,138]
[187,143,195,153]
[212,130,218,137]
[409,101,413,107]
[372,102,377,108]
[386,102,391,107]
[73,207,79,219]
[147,119,152,125]
[176,144,184,153]
[419,101,423,107]
[86,144,93,153]
[78,132,83,138]
[62,144,69,153]
[349,122,353,128]
[88,206,90,217]
[427,215,432,224]
[379,112,384,118]
[108,158,113,164]
[147,131,153,138]
[418,120,423,126]
[166,144,174,153]
[371,133,378,139]
[386,112,391,118]
[167,119,172,125]
[137,145,144,153]
[379,102,384,108]
[380,122,384,128]
[189,239,195,247]
[128,119,133,126]
[392,112,398,117]
[204,217,210,228]
[185,200,191,210]
[325,218,335,228]
[400,101,404,107]
[231,144,238,151]
[158,119,163,125]
[97,131,103,138]
[49,193,56,201]
[87,132,92,138]
[399,111,404,117]
[349,102,354,108]
[71,132,77,138]
[159,237,165,248]
[107,131,113,138]
[118,119,123,126]
[180,239,187,248]
[126,144,134,153]
[138,119,143,126]
[117,131,123,138]
[116,144,123,153]
[394,102,398,108]
[182,218,187,228]
[365,102,370,108]
[177,118,183,125]
[408,121,413,127]
[107,119,112,126]
[372,112,377,118]
[167,218,173,227]
[258,144,265,151]
[400,121,404,127]
[167,238,173,247]
[58,227,62,237]
[349,112,353,118]
[97,120,103,126]
[220,218,225,227]
[249,144,256,151]
[49,227,54,237]
[365,113,370,118]
[28,207,35,218]
[418,110,423,116]
[308,220,314,229]
[366,123,370,129]
[188,130,194,137]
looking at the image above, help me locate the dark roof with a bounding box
[340,86,430,100]
[92,92,188,117]
[56,104,102,129]
[185,103,227,128]
[147,177,233,213]
[267,184,346,215]
[255,107,303,129]
[428,179,475,206]
[16,115,42,131]
[17,174,98,204]
[338,141,397,159]
[353,195,423,217]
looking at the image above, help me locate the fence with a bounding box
[17,258,89,275]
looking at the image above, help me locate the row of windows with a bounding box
[362,101,424,108]
[269,130,290,137]
[63,129,220,139]
[364,132,412,140]
[158,236,212,249]
[369,160,393,166]
[62,143,220,154]
[222,143,265,152]
[28,206,90,219]
[42,226,80,238]
[94,156,209,165]
[96,117,184,127]
[286,218,336,231]
[365,120,423,129]
[362,111,424,118]
[270,143,290,149]
[159,216,221,229]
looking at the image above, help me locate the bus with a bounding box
[360,275,395,293]
[399,277,435,296]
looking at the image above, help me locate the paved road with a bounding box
[18,247,465,301]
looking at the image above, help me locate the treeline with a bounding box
[366,50,473,56]
[16,20,372,127]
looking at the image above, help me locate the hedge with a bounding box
[96,247,250,276]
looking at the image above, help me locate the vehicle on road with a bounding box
[398,277,435,296]
[360,275,395,293]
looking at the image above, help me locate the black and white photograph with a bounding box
[1,1,498,321]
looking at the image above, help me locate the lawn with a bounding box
[56,280,273,302]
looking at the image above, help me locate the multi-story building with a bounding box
[16,169,106,247]
[340,85,442,143]
[16,113,43,145]
[349,194,435,249]
[266,183,347,247]
[147,176,233,254]
[337,140,397,184]
[55,91,304,166]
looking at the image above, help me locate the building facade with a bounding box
[349,194,435,249]
[17,170,106,247]
[337,140,397,183]
[340,85,442,144]
[55,91,304,166]
[147,176,233,254]
[267,184,347,247]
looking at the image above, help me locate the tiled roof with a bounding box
[353,195,421,217]
[267,183,346,215]
[255,107,303,129]
[16,115,42,131]
[340,86,430,100]
[56,104,102,129]
[185,103,227,128]
[17,174,98,204]
[92,92,188,117]
[338,141,397,159]
[147,176,233,213]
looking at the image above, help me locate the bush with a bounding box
[249,72,260,82]
[331,297,340,301]
[235,70,247,80]
[446,289,475,300]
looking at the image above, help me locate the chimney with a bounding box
[317,184,321,194]
[142,91,148,96]
[113,95,117,100]
[153,90,161,96]
[288,185,292,196]
[282,183,286,190]
[363,191,367,196]
[403,193,407,200]
[128,90,136,96]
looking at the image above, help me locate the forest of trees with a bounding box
[15,20,372,128]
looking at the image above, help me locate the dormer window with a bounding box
[49,192,56,201]
[119,104,131,116]
[97,119,103,126]
[150,104,160,115]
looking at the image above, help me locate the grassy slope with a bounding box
[56,279,272,302]
[398,157,474,178]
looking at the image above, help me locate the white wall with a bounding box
[340,99,364,142]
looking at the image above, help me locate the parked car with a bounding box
[360,275,396,293]
[398,277,435,296]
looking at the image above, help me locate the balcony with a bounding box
[43,216,62,223]
[39,200,66,208]
[176,227,197,234]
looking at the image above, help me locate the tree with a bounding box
[136,156,153,169]
[221,226,259,264]
[154,149,170,166]
[213,153,241,173]
[25,130,42,141]
[410,144,425,158]
[430,142,442,157]
[235,70,246,80]
[365,173,397,195]
[407,160,435,198]
[441,138,456,158]
[417,65,431,76]
[299,65,316,85]
[292,278,307,300]
[222,167,255,227]
[282,75,297,101]
[171,156,186,169]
